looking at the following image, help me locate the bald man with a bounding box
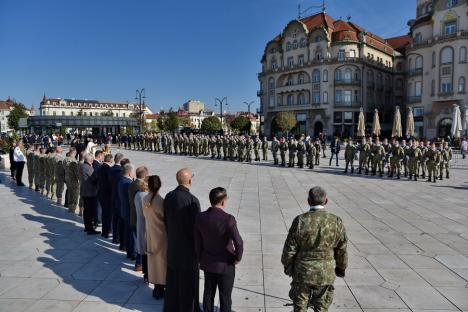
[163,168,202,312]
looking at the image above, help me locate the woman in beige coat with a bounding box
[142,175,167,300]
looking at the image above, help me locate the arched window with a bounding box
[438,118,453,137]
[458,77,466,93]
[293,40,298,49]
[460,47,467,63]
[298,93,305,105]
[300,38,306,47]
[286,75,294,86]
[441,47,454,64]
[287,94,294,105]
[323,91,328,103]
[268,77,275,89]
[312,69,320,82]
[270,58,277,70]
[335,69,342,81]
[286,42,291,51]
[315,51,323,60]
[354,69,361,80]
[415,56,423,69]
[432,51,436,67]
[268,96,275,107]
[323,70,328,82]
[408,58,413,70]
[344,68,352,81]
[298,73,305,84]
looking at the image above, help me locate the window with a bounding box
[344,68,352,82]
[460,47,467,63]
[315,36,322,42]
[323,91,328,103]
[349,50,356,58]
[312,92,320,104]
[70,111,74,116]
[415,81,422,96]
[335,90,343,102]
[270,58,277,70]
[338,49,345,60]
[315,51,322,60]
[414,33,422,43]
[431,79,435,95]
[344,112,353,123]
[298,54,304,65]
[442,66,451,75]
[459,77,466,93]
[268,96,275,107]
[268,78,275,89]
[323,70,328,82]
[292,29,297,38]
[432,51,436,67]
[415,56,423,69]
[286,42,291,51]
[300,38,306,48]
[293,40,298,49]
[444,21,457,35]
[441,47,453,64]
[408,58,413,70]
[335,69,342,81]
[298,93,306,105]
[413,107,424,117]
[286,75,294,86]
[440,78,452,93]
[287,94,294,105]
[446,0,458,8]
[62,111,65,116]
[344,90,352,103]
[90,112,93,116]
[312,69,320,82]
[334,112,342,123]
[298,74,304,84]
[288,57,294,67]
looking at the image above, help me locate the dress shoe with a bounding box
[87,230,101,235]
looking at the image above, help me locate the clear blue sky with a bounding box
[0,0,414,113]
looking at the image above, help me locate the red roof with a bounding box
[386,34,411,52]
[0,98,13,110]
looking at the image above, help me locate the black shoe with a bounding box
[87,230,101,235]
[17,183,26,187]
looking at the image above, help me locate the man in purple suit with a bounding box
[195,187,243,312]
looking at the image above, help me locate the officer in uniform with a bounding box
[282,186,347,312]
[426,142,440,183]
[389,140,404,179]
[54,147,66,205]
[279,138,288,167]
[296,138,305,168]
[439,142,452,180]
[344,139,356,174]
[357,138,370,175]
[261,137,269,161]
[271,137,279,165]
[306,139,316,170]
[288,138,297,167]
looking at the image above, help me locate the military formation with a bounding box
[343,137,453,182]
[25,145,82,213]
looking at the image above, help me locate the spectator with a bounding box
[13,141,26,186]
[93,150,105,228]
[79,153,100,235]
[142,175,167,299]
[461,137,467,159]
[329,136,341,167]
[282,186,347,311]
[9,140,17,181]
[109,153,124,245]
[163,168,201,312]
[96,154,114,238]
[119,163,135,260]
[195,187,243,312]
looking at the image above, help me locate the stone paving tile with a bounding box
[1,149,468,311]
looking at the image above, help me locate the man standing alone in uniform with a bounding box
[282,186,347,312]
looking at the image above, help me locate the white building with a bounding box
[0,98,13,133]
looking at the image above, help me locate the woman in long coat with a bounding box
[134,179,149,281]
[142,175,167,300]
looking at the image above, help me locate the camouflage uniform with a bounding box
[314,141,321,165]
[296,140,305,168]
[426,147,440,183]
[66,157,80,213]
[26,149,35,188]
[34,152,45,192]
[46,153,57,199]
[271,139,279,165]
[279,140,287,167]
[344,142,356,174]
[370,143,386,177]
[222,137,228,160]
[253,138,260,161]
[39,153,48,195]
[389,144,404,178]
[261,138,269,161]
[439,146,452,180]
[306,141,316,169]
[282,209,348,312]
[216,137,222,159]
[407,146,421,181]
[54,153,66,204]
[245,138,253,163]
[288,140,297,167]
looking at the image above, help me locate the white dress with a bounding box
[134,191,148,255]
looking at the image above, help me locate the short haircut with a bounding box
[104,154,113,163]
[136,166,148,179]
[114,152,124,164]
[122,163,134,176]
[308,186,327,206]
[209,187,227,206]
[95,150,103,158]
[120,158,130,166]
[84,153,94,163]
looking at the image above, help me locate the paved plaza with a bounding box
[0,148,468,312]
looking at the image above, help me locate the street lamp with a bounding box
[215,97,228,130]
[135,88,146,133]
[243,101,255,115]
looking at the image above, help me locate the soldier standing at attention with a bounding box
[439,142,452,180]
[282,186,347,312]
[371,139,385,177]
[296,138,305,168]
[46,147,57,200]
[389,140,404,179]
[25,145,36,189]
[357,138,369,175]
[306,139,316,170]
[216,136,222,159]
[344,138,356,174]
[401,139,410,177]
[408,140,421,181]
[417,141,428,179]
[271,137,279,165]
[262,137,269,161]
[288,138,297,167]
[245,136,253,163]
[222,136,228,160]
[54,147,66,205]
[426,142,440,183]
[314,140,321,166]
[279,137,288,167]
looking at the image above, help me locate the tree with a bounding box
[7,102,29,131]
[149,120,159,131]
[201,116,222,133]
[230,115,252,134]
[164,112,180,133]
[273,112,297,135]
[179,116,193,129]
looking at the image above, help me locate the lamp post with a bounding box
[135,88,146,133]
[215,97,228,131]
[243,101,255,115]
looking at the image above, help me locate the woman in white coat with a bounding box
[142,175,167,300]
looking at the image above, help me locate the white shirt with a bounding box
[310,205,324,211]
[13,147,26,162]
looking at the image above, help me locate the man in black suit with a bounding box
[163,168,201,312]
[92,150,104,228]
[96,154,114,238]
[329,137,341,167]
[195,187,243,312]
[109,153,124,245]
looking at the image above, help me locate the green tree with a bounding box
[164,112,180,133]
[149,120,159,131]
[230,115,252,134]
[201,116,222,133]
[179,116,193,129]
[273,112,297,136]
[7,102,29,131]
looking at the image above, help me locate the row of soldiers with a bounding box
[343,138,452,182]
[25,145,82,211]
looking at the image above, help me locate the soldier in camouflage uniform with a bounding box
[439,142,452,180]
[407,140,421,181]
[216,136,222,159]
[370,139,386,177]
[65,149,80,213]
[261,137,269,161]
[253,137,260,161]
[401,140,409,177]
[54,147,66,205]
[34,148,46,193]
[389,140,404,179]
[279,138,288,167]
[306,139,316,169]
[314,140,321,166]
[245,137,253,163]
[222,136,228,160]
[25,146,36,189]
[237,137,244,162]
[282,186,347,312]
[344,139,356,174]
[46,147,57,200]
[288,138,297,167]
[426,142,440,183]
[39,149,49,195]
[417,141,428,179]
[296,138,305,168]
[271,137,279,165]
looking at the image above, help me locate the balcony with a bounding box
[334,101,361,108]
[408,68,423,77]
[334,78,361,87]
[270,103,312,112]
[407,96,422,103]
[276,83,309,94]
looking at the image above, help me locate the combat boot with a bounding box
[433,176,436,183]
[446,173,449,179]
[408,175,412,180]
[439,175,443,181]
[344,170,348,174]
[427,176,432,182]
[397,174,401,179]
[351,168,354,174]
[358,168,362,174]
[414,176,417,181]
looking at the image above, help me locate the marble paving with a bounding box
[0,147,467,311]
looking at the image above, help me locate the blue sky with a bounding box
[0,0,414,113]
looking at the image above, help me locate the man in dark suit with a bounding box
[79,154,100,235]
[109,153,124,245]
[329,136,341,167]
[163,168,201,312]
[96,154,113,238]
[195,187,243,312]
[119,163,135,260]
[92,150,104,228]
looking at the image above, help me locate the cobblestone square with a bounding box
[1,148,467,311]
